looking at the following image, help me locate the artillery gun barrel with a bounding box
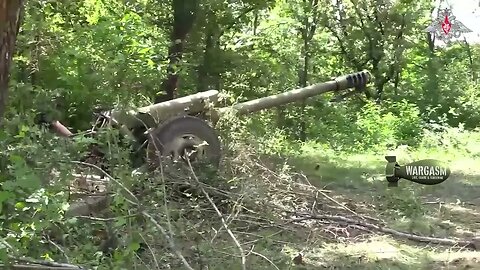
[109,71,370,133]
[111,90,219,130]
[217,70,371,116]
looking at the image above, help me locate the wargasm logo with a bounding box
[405,165,449,180]
[385,156,451,187]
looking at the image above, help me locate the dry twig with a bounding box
[71,160,196,270]
[6,255,84,270]
[290,212,477,249]
[186,155,247,270]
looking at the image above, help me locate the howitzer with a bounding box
[84,71,372,169]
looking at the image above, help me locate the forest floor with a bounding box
[65,134,480,269]
[281,145,480,269]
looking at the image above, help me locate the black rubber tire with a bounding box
[146,115,221,170]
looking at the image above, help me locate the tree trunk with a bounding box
[463,37,476,81]
[197,22,220,93]
[298,33,309,142]
[156,0,198,103]
[0,0,24,125]
[197,31,213,92]
[424,32,439,113]
[297,0,318,142]
[422,5,440,115]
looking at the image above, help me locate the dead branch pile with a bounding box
[9,142,479,270]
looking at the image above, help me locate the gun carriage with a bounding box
[86,71,372,170]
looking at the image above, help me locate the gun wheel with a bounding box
[146,115,221,170]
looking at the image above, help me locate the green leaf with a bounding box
[0,191,12,203]
[2,181,17,191]
[15,201,26,210]
[128,242,140,252]
[61,202,70,211]
[16,175,41,190]
[0,247,8,264]
[9,154,24,164]
[138,47,150,54]
[66,217,78,224]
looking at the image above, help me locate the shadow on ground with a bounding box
[206,148,480,270]
[216,232,480,270]
[289,150,480,205]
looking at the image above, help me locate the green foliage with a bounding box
[257,128,297,156]
[381,188,426,218]
[1,0,479,268]
[0,120,72,260]
[304,99,423,152]
[421,124,480,157]
[11,0,165,130]
[356,101,421,150]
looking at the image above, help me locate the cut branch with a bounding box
[291,212,477,249]
[68,161,195,270]
[186,153,247,270]
[6,255,84,270]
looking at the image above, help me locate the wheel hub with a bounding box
[146,115,222,171]
[165,134,208,163]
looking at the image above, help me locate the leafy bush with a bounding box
[420,123,480,156]
[305,99,423,152]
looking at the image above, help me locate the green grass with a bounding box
[276,142,480,269]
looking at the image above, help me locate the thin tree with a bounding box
[156,0,198,103]
[0,0,24,124]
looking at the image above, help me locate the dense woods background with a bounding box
[3,0,480,136]
[0,0,479,269]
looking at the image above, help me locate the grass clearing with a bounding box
[276,140,480,269]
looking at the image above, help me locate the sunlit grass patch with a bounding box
[429,250,480,268]
[274,130,480,267]
[278,236,435,269]
[276,232,480,269]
